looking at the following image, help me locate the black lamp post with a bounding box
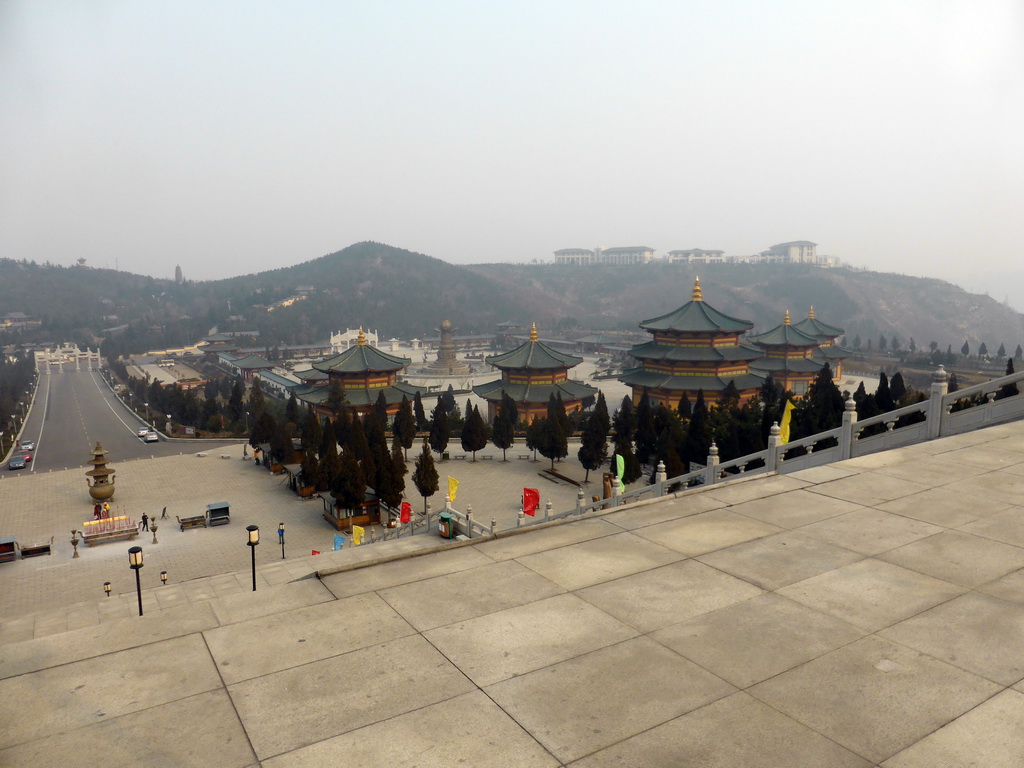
[246,525,259,591]
[103,581,111,597]
[160,570,168,585]
[278,522,285,559]
[128,546,144,616]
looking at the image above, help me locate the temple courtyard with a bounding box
[2,421,1024,765]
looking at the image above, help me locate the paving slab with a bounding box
[209,577,334,626]
[777,558,965,632]
[877,530,1024,587]
[702,474,810,505]
[976,568,1024,605]
[881,689,1024,768]
[835,447,923,470]
[785,464,862,484]
[871,455,991,486]
[723,488,866,529]
[653,593,865,688]
[631,508,782,557]
[0,688,255,768]
[796,508,943,556]
[570,691,871,768]
[474,517,621,561]
[319,546,494,598]
[749,635,1001,764]
[698,531,865,590]
[229,633,475,761]
[517,531,683,591]
[875,486,1013,527]
[602,492,726,530]
[943,470,1024,506]
[423,593,638,687]
[205,592,414,684]
[946,443,1024,469]
[378,559,564,631]
[959,505,1024,547]
[0,633,220,750]
[880,592,1024,685]
[577,560,763,633]
[811,471,932,507]
[0,601,219,680]
[486,636,735,764]
[262,690,560,768]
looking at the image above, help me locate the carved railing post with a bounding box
[929,365,949,440]
[840,396,858,460]
[766,422,781,473]
[655,461,667,496]
[705,443,719,485]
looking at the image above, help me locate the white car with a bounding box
[144,431,159,443]
[138,427,151,438]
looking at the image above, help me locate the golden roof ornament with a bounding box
[692,276,703,301]
[784,310,791,325]
[357,327,366,346]
[808,305,815,319]
[529,323,538,342]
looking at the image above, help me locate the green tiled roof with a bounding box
[618,368,765,392]
[812,344,852,362]
[231,354,274,370]
[312,344,411,374]
[473,378,598,403]
[793,315,845,339]
[486,341,583,370]
[629,341,763,363]
[639,300,753,334]
[747,324,821,348]
[291,382,426,408]
[749,357,824,374]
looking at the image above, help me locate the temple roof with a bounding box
[747,313,822,348]
[749,357,824,374]
[629,341,763,363]
[231,354,274,370]
[618,368,765,393]
[312,329,410,374]
[792,307,845,340]
[812,344,853,362]
[290,381,426,408]
[473,378,597,404]
[485,324,584,370]
[639,278,753,334]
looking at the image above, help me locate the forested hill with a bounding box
[1,242,1023,356]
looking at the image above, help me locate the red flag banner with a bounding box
[311,550,321,556]
[400,502,412,524]
[523,488,540,516]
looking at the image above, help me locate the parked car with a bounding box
[137,427,150,438]
[144,431,159,443]
[8,455,26,470]
[18,440,35,451]
[15,450,32,463]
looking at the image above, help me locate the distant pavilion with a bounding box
[290,328,426,418]
[473,324,598,424]
[793,306,851,380]
[747,311,827,395]
[619,277,765,407]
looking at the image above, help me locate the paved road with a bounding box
[9,365,233,474]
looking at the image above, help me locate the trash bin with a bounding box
[442,451,450,461]
[438,512,454,539]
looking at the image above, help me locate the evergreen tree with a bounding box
[890,336,900,353]
[875,371,894,412]
[413,391,428,431]
[961,340,970,358]
[228,376,245,425]
[996,358,1018,400]
[539,400,568,469]
[852,334,862,350]
[252,411,276,448]
[795,364,846,438]
[249,379,266,418]
[611,431,643,485]
[363,405,387,456]
[890,372,907,404]
[332,447,366,512]
[315,436,338,492]
[326,379,348,420]
[392,395,417,460]
[634,388,657,466]
[411,441,439,514]
[612,396,637,445]
[491,394,515,460]
[333,409,352,450]
[909,338,917,353]
[441,384,457,414]
[299,445,319,490]
[375,441,404,512]
[677,392,692,420]
[525,417,545,461]
[391,435,408,479]
[555,392,572,438]
[997,343,1007,359]
[945,345,956,366]
[461,405,489,460]
[374,390,389,427]
[878,335,887,352]
[349,413,371,464]
[684,390,712,466]
[269,421,293,464]
[979,341,989,358]
[500,391,520,430]
[428,397,449,457]
[1016,345,1023,361]
[285,392,299,425]
[929,340,939,353]
[577,412,609,483]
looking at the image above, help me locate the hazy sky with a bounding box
[2,1,1022,301]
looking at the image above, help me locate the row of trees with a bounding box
[0,352,35,454]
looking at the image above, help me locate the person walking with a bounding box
[140,513,149,532]
[254,447,261,466]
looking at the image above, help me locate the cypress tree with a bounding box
[555,393,572,438]
[285,392,299,425]
[326,379,347,420]
[461,404,489,460]
[332,446,365,513]
[348,412,370,463]
[996,358,1018,400]
[613,396,637,444]
[413,391,428,431]
[539,401,568,469]
[412,441,439,514]
[889,372,907,404]
[677,392,692,420]
[393,394,416,459]
[525,417,545,462]
[592,391,610,435]
[491,394,515,460]
[876,371,894,412]
[391,435,408,479]
[577,411,609,483]
[684,390,712,466]
[428,397,449,457]
[301,407,322,451]
[500,391,519,429]
[634,388,657,466]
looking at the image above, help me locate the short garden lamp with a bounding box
[128,546,144,617]
[160,570,168,586]
[103,581,111,597]
[278,522,285,560]
[246,525,259,591]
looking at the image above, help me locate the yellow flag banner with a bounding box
[779,400,795,444]
[352,525,364,546]
[448,476,459,502]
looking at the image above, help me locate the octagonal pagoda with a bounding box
[619,277,764,407]
[473,323,597,424]
[793,306,851,380]
[748,311,828,395]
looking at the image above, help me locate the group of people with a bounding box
[92,501,111,520]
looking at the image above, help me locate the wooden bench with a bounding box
[177,514,207,531]
[19,536,54,558]
[518,454,531,460]
[480,455,494,461]
[81,517,139,546]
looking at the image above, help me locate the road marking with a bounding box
[27,371,53,474]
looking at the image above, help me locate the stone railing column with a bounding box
[766,423,781,472]
[655,461,667,496]
[704,443,719,485]
[928,365,949,440]
[840,396,858,460]
[576,487,585,515]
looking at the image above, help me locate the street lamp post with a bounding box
[246,525,259,591]
[278,522,285,559]
[103,581,111,597]
[128,546,144,616]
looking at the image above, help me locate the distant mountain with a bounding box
[2,243,1023,357]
